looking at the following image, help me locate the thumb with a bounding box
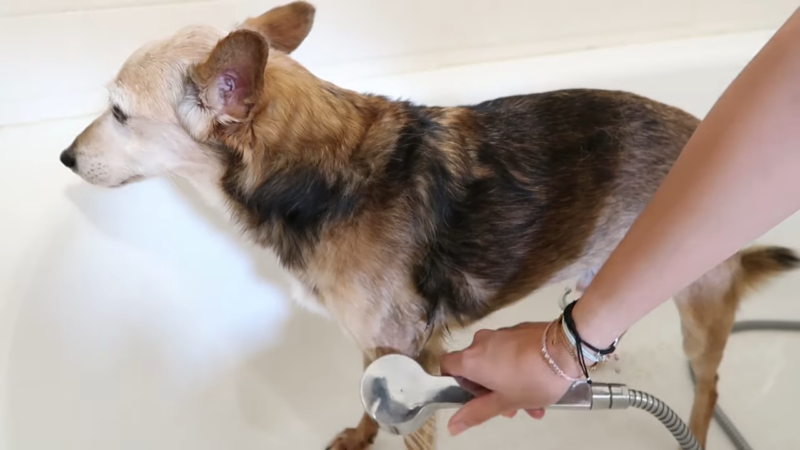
[440,349,468,377]
[447,392,508,436]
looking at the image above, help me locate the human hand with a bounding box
[440,321,581,436]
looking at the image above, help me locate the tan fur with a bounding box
[674,246,799,449]
[60,3,799,450]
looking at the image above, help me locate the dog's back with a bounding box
[413,89,699,325]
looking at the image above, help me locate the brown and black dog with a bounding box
[60,2,799,449]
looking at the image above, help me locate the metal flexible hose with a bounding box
[628,389,702,450]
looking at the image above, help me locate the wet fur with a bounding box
[212,86,697,325]
[62,2,799,449]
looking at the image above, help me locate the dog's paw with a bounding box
[325,428,375,450]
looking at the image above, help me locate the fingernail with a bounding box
[449,422,467,436]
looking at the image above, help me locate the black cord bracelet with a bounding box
[563,300,619,381]
[563,300,619,355]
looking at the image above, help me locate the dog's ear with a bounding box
[192,30,269,120]
[241,1,315,54]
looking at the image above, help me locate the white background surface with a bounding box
[3,28,800,449]
[0,0,798,125]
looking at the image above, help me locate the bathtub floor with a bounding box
[3,116,800,450]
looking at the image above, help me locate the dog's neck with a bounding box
[179,62,475,280]
[203,64,405,271]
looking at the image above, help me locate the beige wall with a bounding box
[1,0,797,125]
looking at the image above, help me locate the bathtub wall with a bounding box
[1,0,796,126]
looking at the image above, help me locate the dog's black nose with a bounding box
[60,147,77,169]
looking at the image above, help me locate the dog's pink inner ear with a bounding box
[196,30,268,120]
[215,69,253,118]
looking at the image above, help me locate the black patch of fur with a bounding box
[248,167,356,232]
[221,151,359,268]
[375,104,458,231]
[383,105,428,188]
[424,153,458,231]
[762,247,800,269]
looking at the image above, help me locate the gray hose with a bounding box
[628,389,702,450]
[687,319,800,450]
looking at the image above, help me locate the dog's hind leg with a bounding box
[674,278,737,450]
[674,246,799,449]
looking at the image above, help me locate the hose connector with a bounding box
[548,381,630,410]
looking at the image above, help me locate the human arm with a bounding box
[573,7,800,347]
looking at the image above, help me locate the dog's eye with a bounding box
[111,105,128,124]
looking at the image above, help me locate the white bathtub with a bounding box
[3,30,800,450]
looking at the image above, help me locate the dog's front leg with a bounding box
[324,352,383,450]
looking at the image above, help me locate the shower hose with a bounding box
[627,387,701,450]
[624,319,798,450]
[580,382,702,450]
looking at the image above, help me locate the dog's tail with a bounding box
[737,245,800,289]
[674,245,799,448]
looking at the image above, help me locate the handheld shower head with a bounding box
[360,353,473,435]
[359,354,702,450]
[360,354,605,435]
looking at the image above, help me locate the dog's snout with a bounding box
[60,147,77,169]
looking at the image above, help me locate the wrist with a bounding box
[541,319,592,381]
[570,298,625,352]
[550,322,585,375]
